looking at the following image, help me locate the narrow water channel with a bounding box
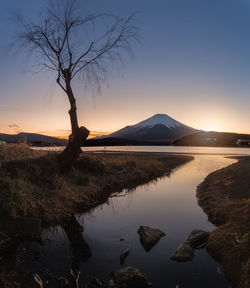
[27,155,236,287]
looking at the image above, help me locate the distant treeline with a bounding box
[83,137,173,146]
[174,131,250,147]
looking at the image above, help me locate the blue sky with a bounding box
[0,0,250,136]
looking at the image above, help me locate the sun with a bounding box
[201,121,222,132]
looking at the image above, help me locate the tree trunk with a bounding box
[58,74,89,172]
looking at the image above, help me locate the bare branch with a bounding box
[15,0,139,103]
[71,41,94,74]
[57,72,67,93]
[71,14,138,79]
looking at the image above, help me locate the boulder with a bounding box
[109,266,151,288]
[170,229,209,262]
[186,230,209,249]
[170,243,194,262]
[137,226,166,252]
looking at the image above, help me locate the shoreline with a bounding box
[32,145,250,156]
[0,146,194,225]
[197,156,250,288]
[0,144,194,288]
[1,144,249,287]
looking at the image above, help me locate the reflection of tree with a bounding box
[62,216,91,271]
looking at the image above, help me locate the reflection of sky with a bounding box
[0,0,250,135]
[82,155,236,234]
[33,155,236,287]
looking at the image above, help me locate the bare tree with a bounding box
[17,0,138,171]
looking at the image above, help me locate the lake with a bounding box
[83,145,250,155]
[35,145,250,155]
[25,153,239,287]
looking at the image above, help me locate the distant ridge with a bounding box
[0,132,67,146]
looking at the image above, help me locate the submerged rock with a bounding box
[120,248,130,265]
[170,229,209,262]
[137,225,166,252]
[108,266,151,288]
[186,230,209,249]
[170,242,194,262]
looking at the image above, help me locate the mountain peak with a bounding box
[96,113,197,141]
[134,113,182,129]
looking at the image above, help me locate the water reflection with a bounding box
[26,155,236,287]
[83,145,250,155]
[62,216,92,270]
[78,155,236,287]
[34,145,250,155]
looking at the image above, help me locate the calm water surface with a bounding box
[83,145,250,155]
[28,155,237,287]
[35,145,250,155]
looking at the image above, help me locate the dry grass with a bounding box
[0,145,193,225]
[0,144,193,288]
[0,143,44,162]
[197,156,250,288]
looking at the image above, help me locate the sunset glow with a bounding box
[0,2,250,287]
[0,0,250,136]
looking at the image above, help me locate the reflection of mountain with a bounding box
[0,132,67,146]
[84,114,198,146]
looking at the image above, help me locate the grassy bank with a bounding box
[0,144,194,287]
[197,156,250,288]
[0,144,193,224]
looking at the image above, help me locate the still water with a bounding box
[35,145,250,155]
[28,155,236,287]
[83,145,250,155]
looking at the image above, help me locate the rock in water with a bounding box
[120,248,130,265]
[137,226,166,252]
[186,230,209,249]
[109,266,151,288]
[170,243,194,262]
[170,229,209,262]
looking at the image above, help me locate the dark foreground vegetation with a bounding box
[0,144,193,288]
[197,156,250,288]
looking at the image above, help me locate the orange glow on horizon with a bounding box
[37,130,110,139]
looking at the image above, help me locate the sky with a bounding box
[0,0,250,138]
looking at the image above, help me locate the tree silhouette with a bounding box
[17,0,138,170]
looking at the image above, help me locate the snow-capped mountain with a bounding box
[99,114,198,140]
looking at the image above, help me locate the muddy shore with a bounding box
[197,156,250,288]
